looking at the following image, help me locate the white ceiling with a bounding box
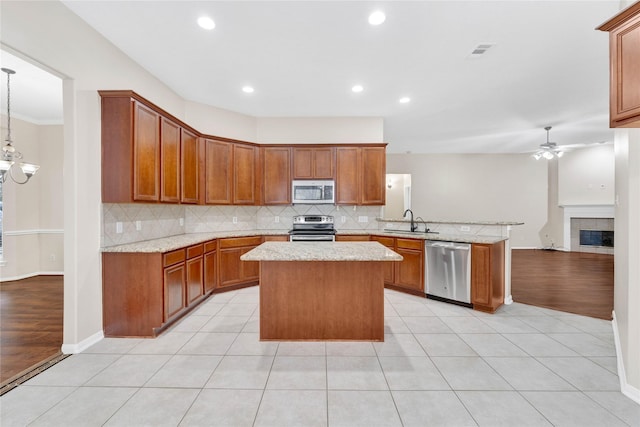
[3,1,623,154]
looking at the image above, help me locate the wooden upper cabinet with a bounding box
[263,147,291,205]
[361,147,386,205]
[233,144,257,205]
[335,145,386,205]
[133,101,161,202]
[181,129,199,204]
[335,147,360,204]
[203,139,233,204]
[160,117,181,203]
[293,147,335,179]
[598,3,640,128]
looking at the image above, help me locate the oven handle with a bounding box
[289,235,336,242]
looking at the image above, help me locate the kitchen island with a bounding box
[241,242,402,341]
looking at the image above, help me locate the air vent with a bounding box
[468,43,495,58]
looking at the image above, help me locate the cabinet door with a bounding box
[292,148,314,179]
[394,248,424,292]
[160,117,181,203]
[241,247,260,282]
[204,250,217,293]
[164,263,185,321]
[263,147,291,204]
[233,144,257,205]
[361,147,386,205]
[204,139,232,204]
[133,101,161,201]
[471,244,491,306]
[219,247,243,287]
[186,256,203,305]
[609,13,640,127]
[181,129,199,204]
[335,147,360,204]
[314,148,335,179]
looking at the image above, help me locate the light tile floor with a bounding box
[2,287,639,426]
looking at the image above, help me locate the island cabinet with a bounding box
[292,147,335,179]
[471,241,505,313]
[218,236,262,288]
[370,236,395,285]
[598,3,640,128]
[335,146,386,205]
[202,140,258,205]
[262,146,292,205]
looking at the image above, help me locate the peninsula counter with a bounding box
[241,242,402,341]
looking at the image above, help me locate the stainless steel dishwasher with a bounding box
[425,240,472,306]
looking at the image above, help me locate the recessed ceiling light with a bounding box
[242,86,254,94]
[368,10,386,26]
[351,85,364,93]
[399,97,411,104]
[197,16,215,30]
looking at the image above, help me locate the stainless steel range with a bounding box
[288,215,336,242]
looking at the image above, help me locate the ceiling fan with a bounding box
[532,126,564,160]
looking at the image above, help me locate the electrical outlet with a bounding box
[116,222,123,234]
[341,216,346,223]
[460,225,470,232]
[232,217,238,224]
[275,216,280,223]
[358,216,368,223]
[179,217,184,226]
[49,254,56,262]
[136,220,142,231]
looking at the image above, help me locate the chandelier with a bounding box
[1,68,39,184]
[533,126,564,160]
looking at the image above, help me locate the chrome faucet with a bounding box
[403,209,418,232]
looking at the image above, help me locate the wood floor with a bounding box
[0,275,64,386]
[511,249,614,320]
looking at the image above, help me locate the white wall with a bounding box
[614,128,640,400]
[256,117,383,143]
[0,117,64,280]
[559,144,615,205]
[387,153,548,248]
[185,101,257,142]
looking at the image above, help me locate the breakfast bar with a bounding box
[241,242,402,341]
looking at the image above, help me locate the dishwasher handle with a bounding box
[426,241,470,251]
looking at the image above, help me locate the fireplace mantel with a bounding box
[561,205,615,251]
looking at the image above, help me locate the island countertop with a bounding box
[241,241,403,262]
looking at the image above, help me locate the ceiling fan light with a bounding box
[533,153,542,160]
[556,151,564,158]
[542,151,554,160]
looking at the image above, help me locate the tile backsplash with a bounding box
[102,203,383,247]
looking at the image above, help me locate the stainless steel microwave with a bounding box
[291,180,335,204]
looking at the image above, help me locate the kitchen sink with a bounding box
[383,228,438,234]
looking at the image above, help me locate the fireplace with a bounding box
[562,205,615,255]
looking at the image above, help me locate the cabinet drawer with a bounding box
[204,240,217,253]
[371,235,394,247]
[163,249,185,267]
[263,235,289,242]
[396,238,423,251]
[219,236,263,249]
[187,244,204,259]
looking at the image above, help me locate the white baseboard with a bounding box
[61,330,104,354]
[612,311,640,404]
[0,271,64,282]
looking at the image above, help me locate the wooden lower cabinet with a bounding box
[471,241,505,313]
[186,244,204,305]
[263,235,290,242]
[218,236,262,288]
[393,238,424,293]
[164,262,186,321]
[335,235,370,242]
[370,236,395,285]
[204,240,217,293]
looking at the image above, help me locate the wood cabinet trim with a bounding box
[597,2,640,31]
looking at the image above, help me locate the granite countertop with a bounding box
[101,229,506,253]
[378,218,524,226]
[101,229,288,253]
[241,242,403,262]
